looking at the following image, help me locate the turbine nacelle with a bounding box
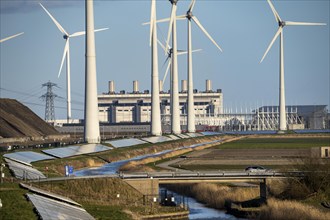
[170,0,178,5]
[63,35,69,40]
[279,21,286,27]
[186,11,193,20]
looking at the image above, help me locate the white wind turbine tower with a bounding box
[166,0,181,134]
[177,0,222,133]
[149,0,162,136]
[0,32,24,43]
[260,0,326,132]
[85,0,100,143]
[40,3,107,123]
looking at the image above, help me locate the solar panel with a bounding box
[294,129,330,134]
[21,183,81,207]
[27,194,95,220]
[141,136,173,143]
[167,135,180,140]
[5,158,46,180]
[105,138,147,148]
[43,144,111,158]
[224,130,277,135]
[3,151,55,166]
[200,131,222,136]
[186,133,204,138]
[176,134,190,139]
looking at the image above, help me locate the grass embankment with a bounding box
[0,183,36,220]
[119,142,215,172]
[31,178,184,219]
[213,136,330,149]
[32,135,223,176]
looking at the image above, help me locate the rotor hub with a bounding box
[279,21,286,27]
[63,35,68,40]
[187,11,193,20]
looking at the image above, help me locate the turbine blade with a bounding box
[188,0,196,12]
[260,26,282,63]
[192,49,202,53]
[94,27,109,32]
[142,17,172,26]
[177,15,187,20]
[163,60,171,83]
[70,28,109,38]
[58,39,69,78]
[39,3,69,36]
[163,56,170,68]
[267,0,282,22]
[157,39,166,52]
[166,4,176,55]
[0,32,24,43]
[177,48,202,55]
[192,16,223,52]
[285,21,327,26]
[70,31,86,38]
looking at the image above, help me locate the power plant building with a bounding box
[98,80,223,125]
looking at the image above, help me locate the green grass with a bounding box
[82,204,132,220]
[0,183,36,220]
[213,137,330,149]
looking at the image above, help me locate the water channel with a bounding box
[73,140,242,219]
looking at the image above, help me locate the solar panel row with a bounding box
[3,151,55,166]
[43,144,111,158]
[141,136,173,143]
[105,138,147,148]
[27,194,95,220]
[5,158,46,180]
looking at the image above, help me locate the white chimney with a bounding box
[206,79,212,92]
[181,80,187,93]
[108,81,115,93]
[133,80,139,93]
[159,80,163,93]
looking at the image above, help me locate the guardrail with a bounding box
[30,171,304,183]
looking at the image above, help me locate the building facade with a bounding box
[98,80,223,125]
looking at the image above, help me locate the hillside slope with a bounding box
[0,98,59,138]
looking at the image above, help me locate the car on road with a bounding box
[245,166,267,173]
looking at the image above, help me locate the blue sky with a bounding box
[0,0,329,120]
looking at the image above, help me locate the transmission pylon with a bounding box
[41,81,58,122]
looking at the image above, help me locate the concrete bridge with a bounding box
[32,171,303,202]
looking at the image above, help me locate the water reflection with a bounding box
[163,188,242,220]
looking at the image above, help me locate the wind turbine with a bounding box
[149,0,162,136]
[40,3,108,123]
[260,0,326,132]
[0,32,24,43]
[158,40,201,88]
[177,0,222,133]
[166,0,181,134]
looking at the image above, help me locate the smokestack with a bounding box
[108,81,115,93]
[181,80,187,93]
[206,79,212,92]
[133,80,139,93]
[159,80,163,93]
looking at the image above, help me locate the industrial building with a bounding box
[98,80,223,126]
[96,80,329,132]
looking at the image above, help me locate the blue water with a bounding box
[163,188,242,220]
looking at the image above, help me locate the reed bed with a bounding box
[259,198,330,220]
